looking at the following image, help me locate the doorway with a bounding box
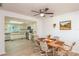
[4,16,37,55]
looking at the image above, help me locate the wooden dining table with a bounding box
[38,38,64,49]
[47,40,64,48]
[45,38,64,55]
[37,37,66,55]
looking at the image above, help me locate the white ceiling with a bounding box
[0,3,79,18]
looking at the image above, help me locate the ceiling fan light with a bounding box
[40,13,45,17]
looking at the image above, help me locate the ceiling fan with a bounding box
[32,8,54,17]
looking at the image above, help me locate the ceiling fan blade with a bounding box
[39,9,44,13]
[45,13,54,14]
[32,10,39,13]
[45,8,49,11]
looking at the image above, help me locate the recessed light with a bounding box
[10,21,24,24]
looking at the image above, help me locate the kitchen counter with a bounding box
[5,32,26,40]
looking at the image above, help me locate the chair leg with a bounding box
[52,47,55,56]
[45,52,48,56]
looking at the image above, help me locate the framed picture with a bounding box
[60,20,71,30]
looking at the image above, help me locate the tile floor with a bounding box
[5,39,40,56]
[4,39,79,56]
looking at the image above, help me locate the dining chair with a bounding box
[39,41,52,56]
[65,42,76,56]
[57,42,76,56]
